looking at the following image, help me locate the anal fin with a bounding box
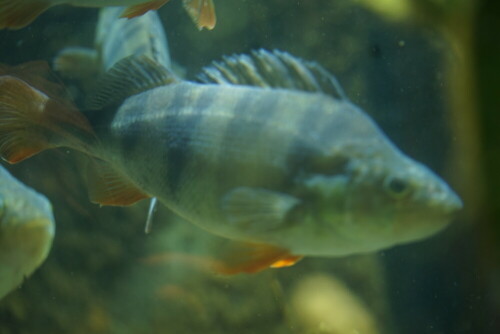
[87,159,149,206]
[121,0,171,19]
[0,0,51,30]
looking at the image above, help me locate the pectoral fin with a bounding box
[221,187,300,231]
[86,159,149,206]
[121,0,171,19]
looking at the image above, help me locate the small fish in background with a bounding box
[54,7,172,95]
[0,50,462,274]
[0,0,216,30]
[0,164,55,299]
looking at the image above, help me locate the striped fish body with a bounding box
[0,51,462,266]
[96,82,398,253]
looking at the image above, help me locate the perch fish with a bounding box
[0,165,55,299]
[0,0,216,30]
[0,50,462,274]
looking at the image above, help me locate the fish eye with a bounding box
[384,176,411,198]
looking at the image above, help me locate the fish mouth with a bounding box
[428,188,463,216]
[395,193,462,243]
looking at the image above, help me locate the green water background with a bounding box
[0,0,498,333]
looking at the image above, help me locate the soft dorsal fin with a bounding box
[87,55,179,110]
[197,49,348,100]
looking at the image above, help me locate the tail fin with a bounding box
[0,62,95,163]
[0,0,52,30]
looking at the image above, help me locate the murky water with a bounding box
[0,1,497,333]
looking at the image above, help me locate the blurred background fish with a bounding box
[53,7,172,95]
[0,0,216,30]
[0,164,55,299]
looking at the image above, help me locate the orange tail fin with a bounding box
[0,0,52,30]
[0,62,95,163]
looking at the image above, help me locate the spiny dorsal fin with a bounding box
[87,55,179,110]
[197,49,348,100]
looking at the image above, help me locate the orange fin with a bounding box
[86,159,149,206]
[0,0,52,30]
[121,0,171,19]
[213,241,301,275]
[144,243,302,275]
[0,66,95,163]
[269,255,303,268]
[183,0,216,30]
[0,61,72,101]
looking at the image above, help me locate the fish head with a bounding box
[294,141,463,255]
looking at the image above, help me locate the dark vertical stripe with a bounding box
[163,115,198,199]
[119,121,147,157]
[166,85,191,115]
[164,86,218,199]
[213,89,284,194]
[192,85,219,115]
